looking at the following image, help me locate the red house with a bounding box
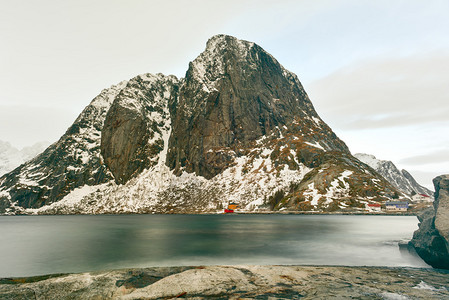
[366,203,382,212]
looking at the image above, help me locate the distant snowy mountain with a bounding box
[0,35,402,215]
[0,141,49,176]
[354,153,433,196]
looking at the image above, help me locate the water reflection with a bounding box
[0,214,429,277]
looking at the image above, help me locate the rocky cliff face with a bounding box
[354,153,433,196]
[168,35,348,179]
[410,175,449,269]
[101,74,179,184]
[0,35,403,214]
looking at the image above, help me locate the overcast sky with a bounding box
[1,0,448,189]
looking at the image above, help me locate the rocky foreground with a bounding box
[1,265,448,299]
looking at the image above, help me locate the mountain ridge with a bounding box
[354,153,433,196]
[1,35,403,214]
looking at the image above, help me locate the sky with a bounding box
[0,0,448,189]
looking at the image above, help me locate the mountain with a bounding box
[0,141,49,176]
[0,81,126,213]
[0,35,401,215]
[354,153,433,196]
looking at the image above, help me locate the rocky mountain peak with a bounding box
[353,153,380,169]
[202,34,255,66]
[168,35,349,179]
[206,34,254,50]
[354,153,433,196]
[1,35,405,215]
[189,34,293,92]
[186,35,256,98]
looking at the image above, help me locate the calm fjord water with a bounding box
[0,214,428,277]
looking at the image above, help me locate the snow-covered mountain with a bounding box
[0,141,49,176]
[0,35,402,215]
[354,153,433,196]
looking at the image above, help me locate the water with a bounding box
[0,214,428,277]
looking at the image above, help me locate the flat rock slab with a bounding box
[1,265,449,299]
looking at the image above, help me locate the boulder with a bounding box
[410,174,449,269]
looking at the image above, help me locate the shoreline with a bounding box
[1,265,448,299]
[1,211,420,217]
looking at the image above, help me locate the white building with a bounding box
[385,201,409,212]
[412,194,432,203]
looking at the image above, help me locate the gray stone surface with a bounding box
[1,265,448,299]
[434,175,449,241]
[411,174,449,269]
[101,74,179,184]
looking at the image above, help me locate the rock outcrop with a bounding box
[410,174,449,269]
[101,74,179,184]
[1,265,449,299]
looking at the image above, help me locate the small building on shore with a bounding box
[228,203,239,210]
[366,203,382,212]
[224,202,239,213]
[412,194,432,203]
[385,201,409,212]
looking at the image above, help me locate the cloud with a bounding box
[307,52,449,130]
[0,105,76,149]
[305,52,449,189]
[400,149,449,166]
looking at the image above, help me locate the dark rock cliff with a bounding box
[167,35,349,179]
[101,74,179,184]
[410,174,449,269]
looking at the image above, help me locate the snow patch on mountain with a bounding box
[28,135,314,214]
[25,141,389,215]
[354,153,433,196]
[305,141,325,151]
[324,170,352,200]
